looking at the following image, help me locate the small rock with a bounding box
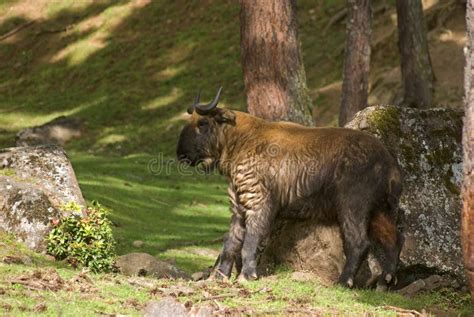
[398,279,426,296]
[132,240,144,248]
[115,253,189,280]
[143,298,187,317]
[189,304,214,317]
[191,271,204,281]
[191,268,212,281]
[127,276,156,289]
[423,274,451,291]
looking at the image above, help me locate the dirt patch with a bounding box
[9,268,96,293]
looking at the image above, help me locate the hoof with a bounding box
[376,283,388,292]
[337,277,354,288]
[375,273,396,291]
[237,272,258,283]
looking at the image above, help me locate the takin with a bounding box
[177,88,404,290]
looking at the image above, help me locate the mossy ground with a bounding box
[0,0,471,315]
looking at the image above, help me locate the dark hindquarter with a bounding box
[276,177,339,224]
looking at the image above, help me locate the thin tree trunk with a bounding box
[396,0,435,108]
[339,0,371,127]
[240,0,313,126]
[462,0,474,302]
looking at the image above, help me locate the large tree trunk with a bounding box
[396,0,435,108]
[240,0,313,126]
[462,0,474,302]
[339,0,372,127]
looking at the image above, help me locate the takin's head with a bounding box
[176,87,236,168]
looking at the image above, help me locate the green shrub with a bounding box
[47,201,117,273]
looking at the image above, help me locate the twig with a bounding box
[9,279,46,291]
[202,293,236,301]
[383,305,425,316]
[201,287,267,302]
[257,307,322,315]
[0,21,35,41]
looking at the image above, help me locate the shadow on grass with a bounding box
[71,152,229,272]
[0,0,245,154]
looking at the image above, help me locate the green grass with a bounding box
[70,152,229,273]
[0,0,471,315]
[0,263,150,316]
[1,260,472,316]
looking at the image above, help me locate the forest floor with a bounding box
[0,0,472,315]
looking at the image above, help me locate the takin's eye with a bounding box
[197,118,209,128]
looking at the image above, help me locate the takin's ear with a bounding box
[214,108,236,125]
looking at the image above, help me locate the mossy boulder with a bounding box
[0,145,85,252]
[347,106,463,282]
[260,106,464,286]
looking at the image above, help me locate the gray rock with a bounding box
[260,106,465,286]
[398,279,426,296]
[191,268,212,281]
[398,274,452,296]
[191,271,205,281]
[115,253,190,280]
[16,116,83,147]
[143,298,188,317]
[0,145,86,251]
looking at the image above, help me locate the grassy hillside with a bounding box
[0,0,471,315]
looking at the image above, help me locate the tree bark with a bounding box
[339,0,372,127]
[462,0,474,302]
[396,0,435,108]
[240,0,313,126]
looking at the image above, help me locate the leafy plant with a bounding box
[47,201,117,273]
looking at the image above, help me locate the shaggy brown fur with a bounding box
[177,104,404,289]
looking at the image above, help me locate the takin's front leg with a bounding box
[211,185,246,280]
[238,201,276,282]
[212,213,245,279]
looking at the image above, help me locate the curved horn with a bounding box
[195,86,222,115]
[187,89,201,114]
[194,89,201,104]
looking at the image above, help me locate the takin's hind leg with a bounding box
[337,207,371,288]
[369,212,404,291]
